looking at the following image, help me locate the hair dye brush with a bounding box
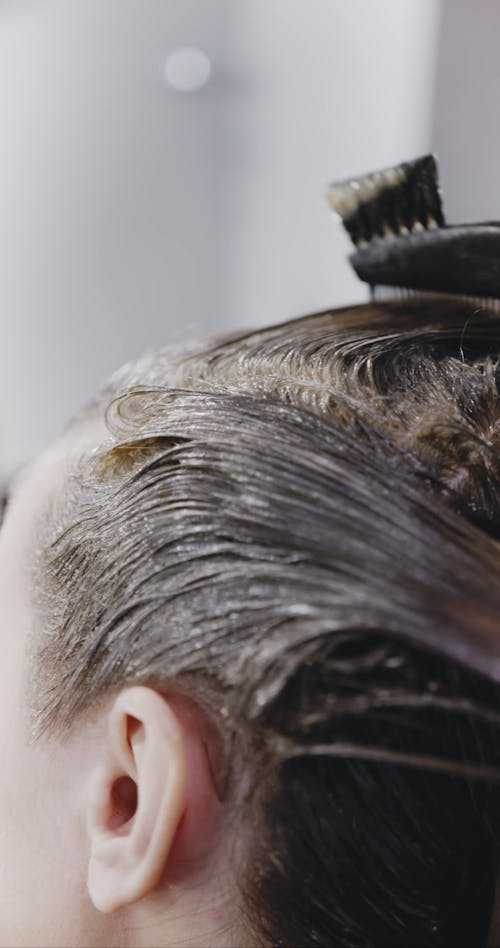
[326,154,500,310]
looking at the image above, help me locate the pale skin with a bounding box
[0,419,245,948]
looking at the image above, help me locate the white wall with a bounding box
[0,0,441,483]
[431,0,500,222]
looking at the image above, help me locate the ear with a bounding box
[85,686,191,914]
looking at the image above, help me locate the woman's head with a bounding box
[4,298,500,947]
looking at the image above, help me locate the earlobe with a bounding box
[86,686,188,914]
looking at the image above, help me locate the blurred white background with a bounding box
[0,0,494,482]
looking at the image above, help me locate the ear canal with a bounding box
[108,775,138,831]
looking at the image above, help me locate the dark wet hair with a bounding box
[27,299,500,946]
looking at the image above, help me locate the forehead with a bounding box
[7,414,110,530]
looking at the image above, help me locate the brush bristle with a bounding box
[372,284,500,313]
[326,155,445,247]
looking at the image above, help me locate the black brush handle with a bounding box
[352,223,500,298]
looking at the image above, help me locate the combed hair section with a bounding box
[26,299,500,946]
